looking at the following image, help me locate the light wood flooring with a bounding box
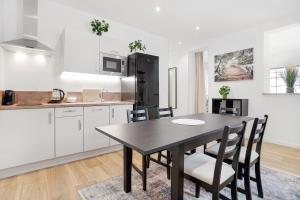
[0,142,299,200]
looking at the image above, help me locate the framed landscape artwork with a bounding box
[214,48,254,82]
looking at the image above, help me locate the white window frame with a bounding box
[269,66,300,94]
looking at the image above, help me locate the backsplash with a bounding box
[0,90,122,105]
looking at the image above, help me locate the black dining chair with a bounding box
[205,115,268,200]
[184,121,247,200]
[127,108,149,123]
[126,108,151,191]
[149,107,198,180]
[147,107,173,180]
[156,107,173,163]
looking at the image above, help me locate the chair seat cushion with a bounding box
[184,153,235,185]
[161,150,168,157]
[205,144,259,164]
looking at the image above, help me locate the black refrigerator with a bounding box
[121,53,159,119]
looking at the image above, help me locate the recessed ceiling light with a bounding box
[177,41,182,45]
[195,26,200,30]
[155,6,161,12]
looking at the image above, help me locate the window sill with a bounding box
[262,93,300,95]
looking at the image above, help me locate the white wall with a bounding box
[169,45,189,116]
[264,24,300,91]
[171,15,300,148]
[0,0,4,89]
[0,0,3,42]
[204,28,300,148]
[1,0,169,107]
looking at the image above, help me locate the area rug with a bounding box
[78,165,300,200]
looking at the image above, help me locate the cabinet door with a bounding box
[0,109,55,170]
[55,115,83,157]
[109,105,132,145]
[100,35,129,56]
[63,28,99,74]
[84,106,110,151]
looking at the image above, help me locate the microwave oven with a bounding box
[100,52,127,76]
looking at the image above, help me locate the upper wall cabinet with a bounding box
[62,28,100,74]
[99,36,129,57]
[23,0,38,40]
[61,28,129,75]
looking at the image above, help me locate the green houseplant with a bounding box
[280,67,298,93]
[129,40,146,53]
[90,19,109,36]
[219,85,230,99]
[90,19,109,56]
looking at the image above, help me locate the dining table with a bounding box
[95,113,252,200]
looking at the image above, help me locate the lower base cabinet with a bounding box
[0,104,132,171]
[84,106,110,151]
[0,109,55,170]
[109,105,132,145]
[55,107,84,157]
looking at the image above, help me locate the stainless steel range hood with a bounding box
[1,38,52,56]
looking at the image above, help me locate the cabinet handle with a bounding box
[78,120,82,131]
[48,112,52,124]
[92,108,103,112]
[95,61,99,72]
[112,108,114,118]
[64,110,76,113]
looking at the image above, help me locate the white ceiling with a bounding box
[51,0,300,44]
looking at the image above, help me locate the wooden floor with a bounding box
[0,142,299,200]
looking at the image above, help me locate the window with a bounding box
[270,67,300,93]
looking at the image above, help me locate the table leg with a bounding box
[170,144,184,200]
[123,145,132,193]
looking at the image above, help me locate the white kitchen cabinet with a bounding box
[0,108,55,170]
[55,107,84,157]
[109,105,132,145]
[100,35,129,56]
[63,28,100,74]
[84,106,110,151]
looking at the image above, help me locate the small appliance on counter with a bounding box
[66,96,77,103]
[2,90,15,105]
[49,89,65,103]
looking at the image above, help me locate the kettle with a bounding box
[50,89,65,103]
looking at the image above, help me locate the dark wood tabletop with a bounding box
[96,113,252,155]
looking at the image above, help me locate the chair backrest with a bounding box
[127,108,149,123]
[245,115,268,165]
[156,107,174,118]
[213,121,247,186]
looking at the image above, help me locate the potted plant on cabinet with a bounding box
[91,19,109,36]
[281,66,298,93]
[219,85,230,100]
[90,19,109,52]
[129,40,146,53]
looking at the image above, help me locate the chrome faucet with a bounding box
[99,88,108,102]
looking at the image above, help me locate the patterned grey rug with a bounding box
[78,165,300,200]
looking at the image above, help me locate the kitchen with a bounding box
[0,0,166,178]
[1,0,300,200]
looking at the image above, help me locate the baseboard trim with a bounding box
[0,145,122,179]
[264,138,300,149]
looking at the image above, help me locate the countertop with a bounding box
[0,101,134,110]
